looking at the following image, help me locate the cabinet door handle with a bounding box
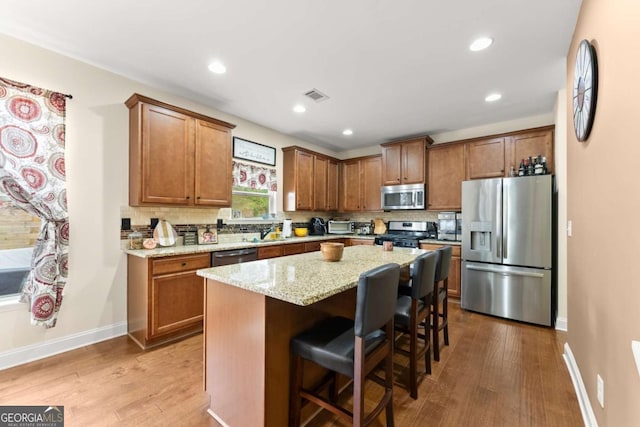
[197,196,201,199]
[186,196,190,199]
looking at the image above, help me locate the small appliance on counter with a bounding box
[309,217,326,235]
[438,212,462,241]
[327,220,355,234]
[359,225,371,235]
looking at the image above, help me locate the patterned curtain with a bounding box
[0,77,69,328]
[232,160,277,191]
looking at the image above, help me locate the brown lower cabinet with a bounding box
[127,253,210,349]
[258,245,284,259]
[420,243,461,298]
[304,241,322,252]
[283,243,306,255]
[259,239,347,259]
[346,238,375,246]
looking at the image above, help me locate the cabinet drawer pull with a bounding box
[181,262,187,267]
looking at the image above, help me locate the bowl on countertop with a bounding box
[294,228,308,237]
[320,242,344,262]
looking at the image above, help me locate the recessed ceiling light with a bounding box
[485,93,502,102]
[342,129,353,136]
[293,105,306,113]
[470,37,493,52]
[208,61,226,74]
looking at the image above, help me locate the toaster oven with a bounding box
[327,220,355,234]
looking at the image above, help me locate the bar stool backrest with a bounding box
[435,246,453,282]
[411,251,438,301]
[354,263,400,338]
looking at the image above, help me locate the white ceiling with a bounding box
[0,0,582,151]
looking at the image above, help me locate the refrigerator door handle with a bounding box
[465,263,545,279]
[496,181,502,259]
[503,182,508,260]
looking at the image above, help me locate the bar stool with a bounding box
[432,246,452,361]
[393,251,438,399]
[289,263,400,427]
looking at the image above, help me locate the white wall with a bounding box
[554,87,568,327]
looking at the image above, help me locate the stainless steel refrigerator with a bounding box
[461,175,555,326]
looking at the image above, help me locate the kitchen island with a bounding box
[197,245,426,427]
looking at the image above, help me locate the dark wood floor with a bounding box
[0,303,582,427]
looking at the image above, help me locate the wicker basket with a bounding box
[320,242,344,262]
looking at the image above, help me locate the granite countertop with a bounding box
[123,233,460,259]
[123,234,374,258]
[197,245,426,306]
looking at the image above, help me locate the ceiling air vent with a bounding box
[304,88,330,102]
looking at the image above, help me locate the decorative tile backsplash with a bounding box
[120,205,441,240]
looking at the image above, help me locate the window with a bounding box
[0,194,39,298]
[231,186,276,219]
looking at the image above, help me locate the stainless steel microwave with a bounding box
[380,183,425,210]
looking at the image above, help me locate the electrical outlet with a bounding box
[597,374,604,408]
[567,220,573,237]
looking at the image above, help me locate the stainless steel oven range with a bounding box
[373,220,437,248]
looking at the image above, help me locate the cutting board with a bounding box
[373,219,387,235]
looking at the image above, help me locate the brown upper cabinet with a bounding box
[126,94,235,207]
[283,146,339,212]
[326,159,340,211]
[426,125,554,211]
[505,127,554,175]
[313,156,328,211]
[381,137,432,185]
[465,125,555,180]
[465,137,506,179]
[340,155,382,212]
[427,143,465,211]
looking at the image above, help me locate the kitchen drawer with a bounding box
[420,243,461,257]
[283,243,305,256]
[152,253,211,276]
[304,242,321,252]
[258,245,283,259]
[348,238,374,246]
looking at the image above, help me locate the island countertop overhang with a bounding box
[197,245,426,306]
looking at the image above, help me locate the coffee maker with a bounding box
[309,217,326,235]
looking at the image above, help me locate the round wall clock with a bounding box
[573,39,598,142]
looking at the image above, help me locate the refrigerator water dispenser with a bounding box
[470,231,492,252]
[468,221,493,252]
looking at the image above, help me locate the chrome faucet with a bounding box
[260,225,275,240]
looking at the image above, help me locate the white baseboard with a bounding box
[0,321,127,371]
[556,316,568,331]
[207,409,230,427]
[563,342,598,427]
